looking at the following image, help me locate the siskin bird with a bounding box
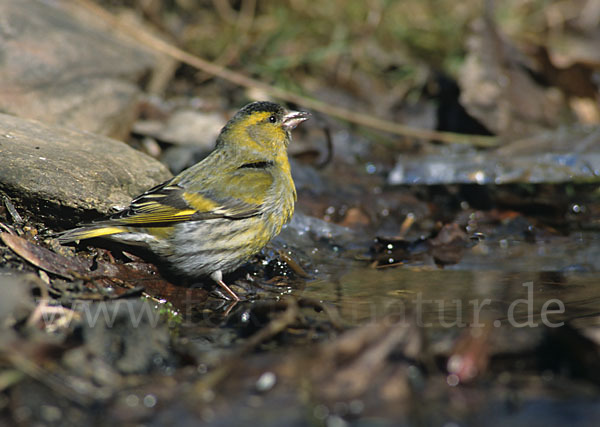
[58,101,310,301]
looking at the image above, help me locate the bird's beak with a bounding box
[282,110,311,131]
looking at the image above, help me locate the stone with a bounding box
[0,0,156,139]
[0,113,172,217]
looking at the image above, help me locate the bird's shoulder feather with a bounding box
[108,162,276,226]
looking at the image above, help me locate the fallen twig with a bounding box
[73,0,499,147]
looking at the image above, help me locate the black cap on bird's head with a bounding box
[238,101,286,117]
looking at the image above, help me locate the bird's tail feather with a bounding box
[57,225,125,243]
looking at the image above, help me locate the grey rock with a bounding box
[388,126,600,185]
[134,109,223,147]
[0,0,156,139]
[0,113,172,215]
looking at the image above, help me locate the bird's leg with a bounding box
[210,270,241,301]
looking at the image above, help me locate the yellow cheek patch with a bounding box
[243,111,271,126]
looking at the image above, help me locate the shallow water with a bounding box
[178,220,600,425]
[303,269,600,330]
[451,232,600,273]
[284,228,599,324]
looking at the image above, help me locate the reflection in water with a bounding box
[285,229,600,331]
[180,222,600,426]
[302,267,600,331]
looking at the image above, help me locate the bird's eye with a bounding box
[268,115,277,123]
